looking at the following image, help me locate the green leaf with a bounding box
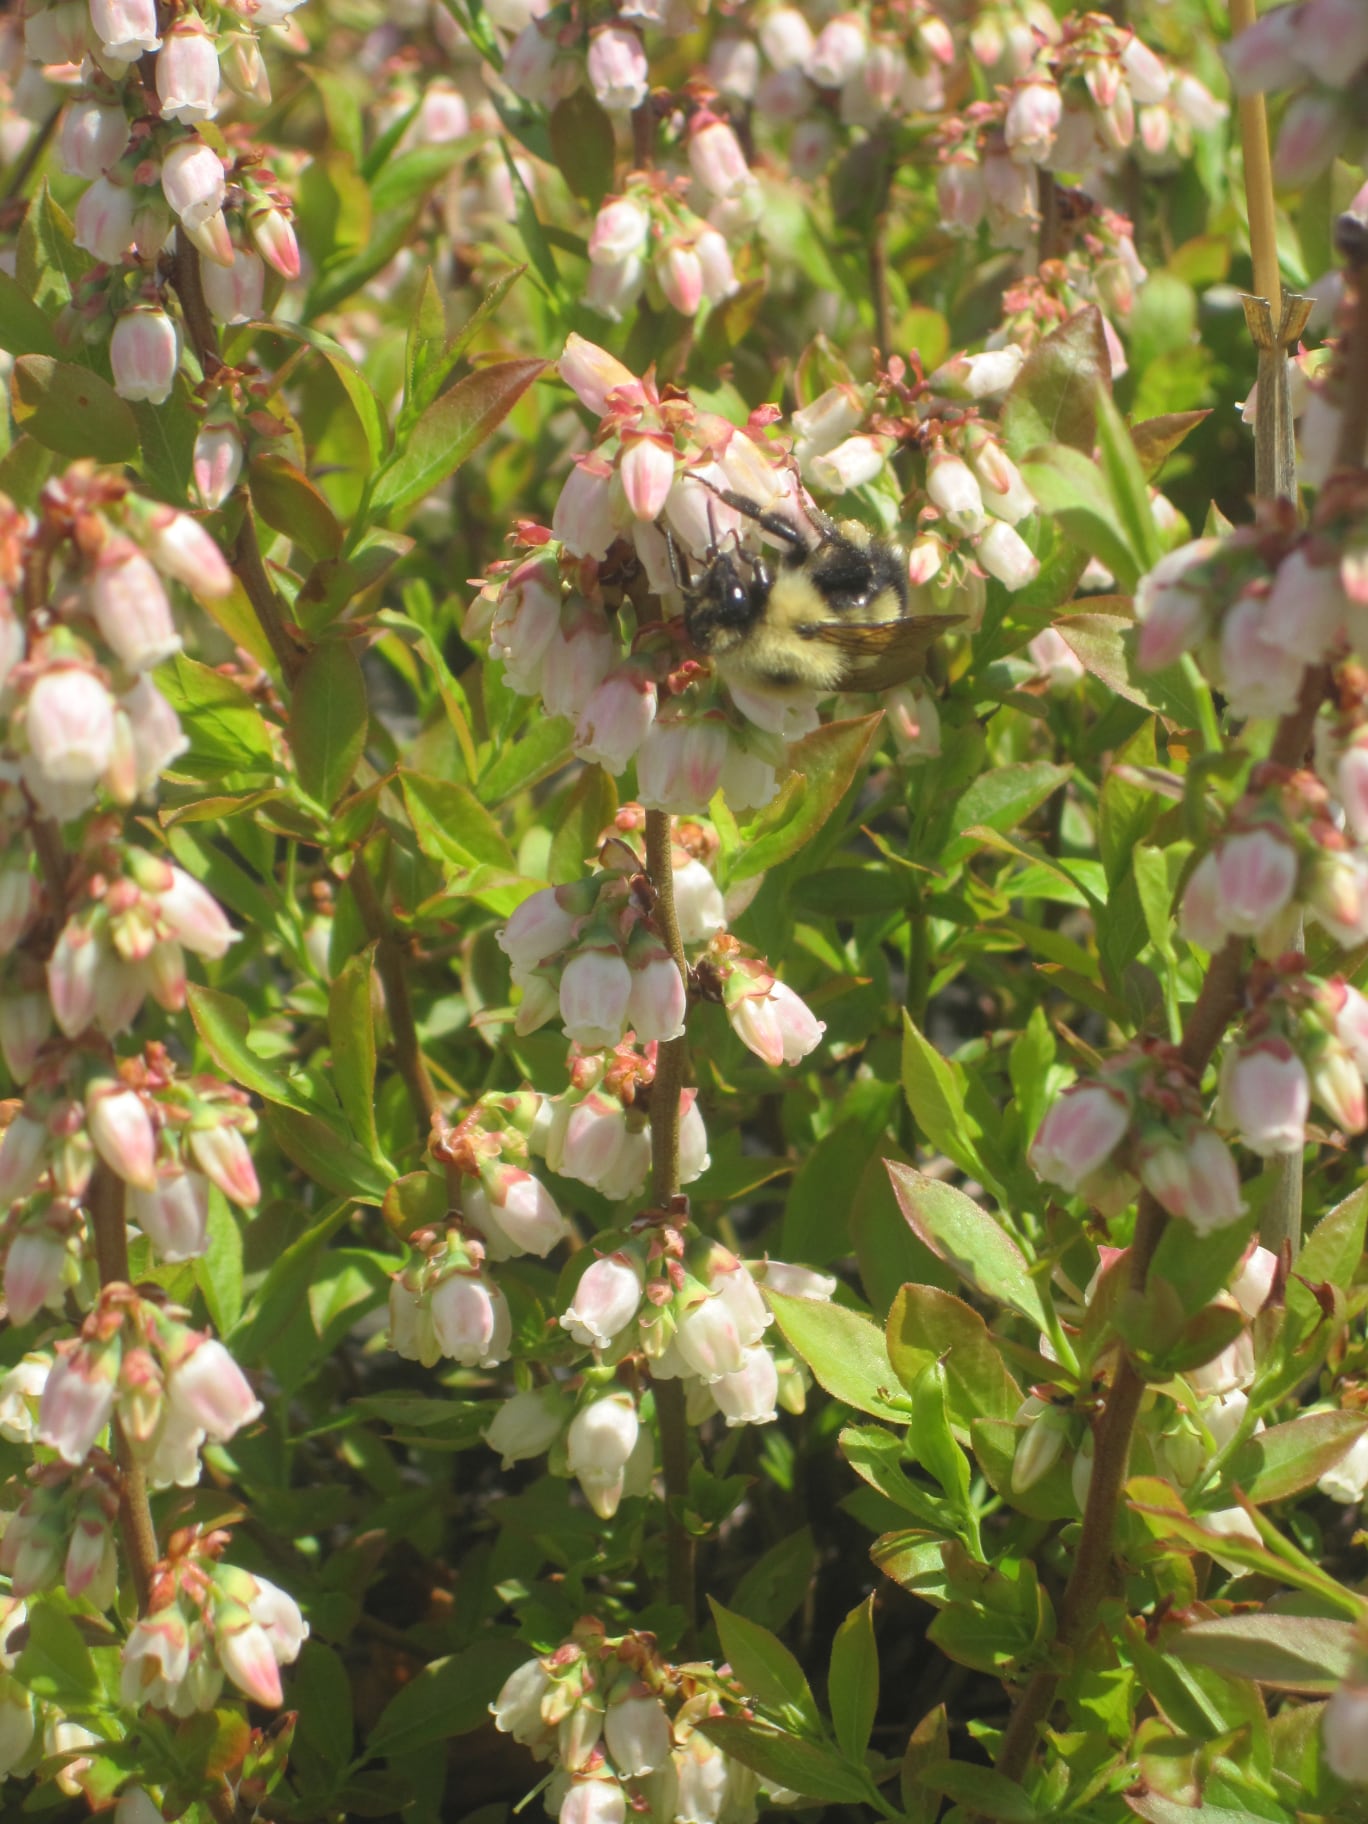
[370,357,546,521]
[548,88,616,207]
[329,947,381,1158]
[401,771,517,873]
[1225,1411,1368,1505]
[942,762,1071,868]
[886,1284,1020,1426]
[14,1606,100,1707]
[195,1186,244,1338]
[1000,305,1109,460]
[187,982,308,1109]
[258,322,387,466]
[265,1104,391,1203]
[885,1165,1047,1328]
[908,1359,974,1521]
[916,1760,1038,1823]
[0,269,60,356]
[11,354,139,463]
[159,654,277,778]
[1287,1182,1368,1334]
[291,639,369,810]
[696,1717,877,1806]
[1056,611,1209,732]
[729,713,883,883]
[708,1599,819,1734]
[1171,1614,1357,1693]
[900,1014,989,1186]
[1020,445,1145,591]
[249,452,344,562]
[730,1528,817,1634]
[366,1641,530,1759]
[549,766,618,885]
[407,265,526,424]
[1094,385,1164,576]
[900,1706,949,1824]
[296,532,415,636]
[765,1289,908,1423]
[828,1596,879,1762]
[230,1201,351,1359]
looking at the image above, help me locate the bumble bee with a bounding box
[676,485,959,696]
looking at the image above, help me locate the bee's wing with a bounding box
[798,614,962,692]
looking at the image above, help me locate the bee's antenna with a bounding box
[664,526,689,592]
[705,496,719,555]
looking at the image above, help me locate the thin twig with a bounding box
[89,1165,159,1613]
[643,808,696,1642]
[232,507,305,686]
[170,240,224,380]
[350,856,440,1132]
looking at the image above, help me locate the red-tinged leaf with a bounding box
[1225,1410,1368,1504]
[549,88,615,206]
[11,354,138,463]
[1131,409,1211,476]
[1000,306,1110,460]
[886,1164,1047,1328]
[730,712,883,883]
[1171,1613,1357,1693]
[249,451,345,561]
[290,639,369,809]
[370,356,547,519]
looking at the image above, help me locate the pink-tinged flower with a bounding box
[89,0,161,59]
[37,1342,119,1464]
[562,1780,627,1824]
[187,1122,259,1205]
[1337,740,1368,846]
[1178,851,1227,953]
[559,336,642,422]
[589,197,651,266]
[560,1251,644,1349]
[559,946,632,1049]
[712,1256,771,1343]
[1138,1126,1246,1233]
[688,118,751,199]
[479,1164,566,1257]
[499,886,579,976]
[1005,78,1062,163]
[0,867,39,953]
[545,1090,631,1188]
[620,436,676,523]
[0,1113,47,1206]
[24,2,90,66]
[1135,538,1220,670]
[1263,547,1346,657]
[626,944,686,1044]
[0,991,51,1085]
[807,434,887,494]
[119,674,188,792]
[551,463,618,562]
[73,175,136,263]
[605,1687,673,1777]
[1030,1082,1131,1193]
[1219,596,1303,720]
[247,1575,307,1670]
[673,859,726,945]
[156,18,219,123]
[1274,91,1346,188]
[429,1270,512,1367]
[1219,1039,1310,1156]
[110,306,179,406]
[1306,847,1368,946]
[47,922,101,1038]
[980,522,1041,591]
[566,1392,639,1518]
[927,452,987,533]
[1324,1680,1368,1783]
[1299,0,1368,84]
[695,228,738,304]
[65,1498,117,1604]
[970,438,1034,525]
[129,1169,210,1261]
[1121,33,1171,105]
[89,541,181,673]
[1318,1427,1368,1504]
[760,6,815,69]
[710,34,760,99]
[657,241,703,317]
[246,201,301,280]
[678,1089,710,1184]
[487,561,563,696]
[142,505,233,600]
[200,245,264,326]
[792,385,865,461]
[120,1606,190,1709]
[807,14,866,87]
[938,157,986,234]
[160,137,225,231]
[193,421,245,509]
[5,1224,68,1326]
[586,26,648,112]
[87,1082,158,1190]
[884,683,941,760]
[637,715,729,813]
[711,1344,780,1426]
[216,1616,283,1708]
[491,1655,554,1747]
[1224,3,1301,93]
[1212,827,1299,938]
[25,665,116,801]
[729,980,825,1067]
[930,346,1026,402]
[1230,1243,1277,1318]
[59,99,130,179]
[1333,981,1368,1075]
[167,1337,262,1439]
[485,1387,568,1468]
[1311,1040,1367,1133]
[156,866,236,958]
[790,116,836,179]
[674,1291,746,1382]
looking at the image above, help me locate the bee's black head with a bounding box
[683,548,770,650]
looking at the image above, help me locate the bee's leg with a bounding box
[695,479,809,549]
[664,527,691,591]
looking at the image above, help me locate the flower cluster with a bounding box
[491,1620,796,1824]
[1226,0,1368,187]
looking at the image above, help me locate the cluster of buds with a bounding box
[1029,1038,1245,1232]
[22,0,304,400]
[430,1094,567,1259]
[987,215,1147,379]
[586,170,742,324]
[0,1451,120,1610]
[121,1526,307,1714]
[695,939,825,1069]
[389,1226,512,1370]
[491,1620,792,1822]
[531,1044,709,1204]
[1217,967,1368,1157]
[1225,0,1368,187]
[497,855,688,1050]
[0,1045,258,1238]
[33,1287,262,1489]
